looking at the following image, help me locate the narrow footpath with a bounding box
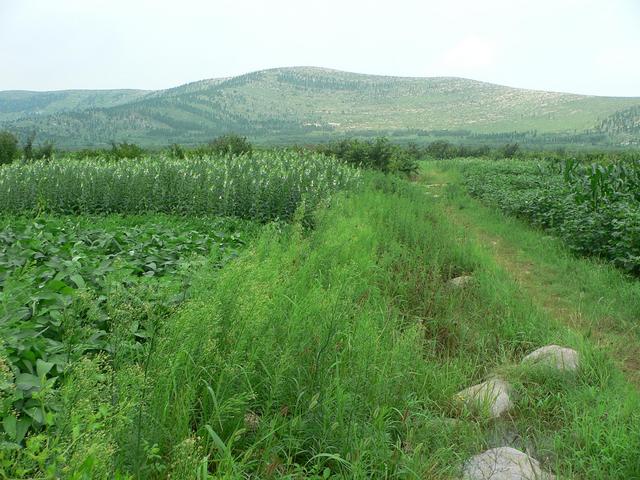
[420,162,640,386]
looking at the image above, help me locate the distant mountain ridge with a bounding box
[1,67,639,147]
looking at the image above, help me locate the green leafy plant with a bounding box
[0,216,250,443]
[0,151,361,222]
[461,157,640,274]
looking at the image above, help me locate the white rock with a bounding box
[449,275,473,288]
[522,345,579,372]
[463,447,555,480]
[456,378,513,418]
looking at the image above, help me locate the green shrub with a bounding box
[319,137,419,175]
[207,133,253,156]
[110,142,146,159]
[0,131,18,165]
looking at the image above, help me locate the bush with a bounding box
[0,131,18,165]
[168,143,185,159]
[110,142,145,159]
[318,137,419,175]
[207,134,253,156]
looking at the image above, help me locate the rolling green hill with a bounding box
[1,67,639,147]
[0,89,149,121]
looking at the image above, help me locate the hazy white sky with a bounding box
[1,0,639,96]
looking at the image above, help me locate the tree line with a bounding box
[1,129,637,170]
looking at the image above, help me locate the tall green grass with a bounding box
[0,151,360,221]
[25,174,640,478]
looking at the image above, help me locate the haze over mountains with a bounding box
[1,67,639,148]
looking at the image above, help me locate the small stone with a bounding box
[522,345,579,372]
[463,447,555,480]
[449,275,473,288]
[456,378,513,418]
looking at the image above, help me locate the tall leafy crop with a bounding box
[461,158,640,274]
[0,151,360,221]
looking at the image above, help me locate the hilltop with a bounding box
[1,67,639,147]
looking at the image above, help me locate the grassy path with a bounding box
[420,160,640,386]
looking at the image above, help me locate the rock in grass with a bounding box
[522,345,579,372]
[463,447,555,480]
[449,275,473,288]
[456,378,513,418]
[244,411,261,432]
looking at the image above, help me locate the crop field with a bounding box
[0,151,360,221]
[460,157,640,274]
[1,149,640,479]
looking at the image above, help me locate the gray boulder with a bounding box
[463,447,555,479]
[522,345,579,372]
[449,275,474,288]
[456,378,513,418]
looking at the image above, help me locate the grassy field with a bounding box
[2,153,640,478]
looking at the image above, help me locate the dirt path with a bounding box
[420,165,640,386]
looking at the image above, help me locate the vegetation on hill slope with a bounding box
[2,67,639,147]
[0,89,149,121]
[596,105,640,144]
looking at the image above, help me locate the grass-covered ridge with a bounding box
[8,174,640,478]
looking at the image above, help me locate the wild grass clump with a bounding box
[0,151,360,222]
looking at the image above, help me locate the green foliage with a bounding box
[501,142,520,158]
[22,132,55,162]
[597,105,640,137]
[22,132,35,161]
[0,131,18,165]
[2,170,640,477]
[206,134,253,156]
[2,67,639,148]
[110,142,145,159]
[73,174,639,478]
[425,140,491,159]
[0,216,251,446]
[0,151,360,222]
[168,143,185,159]
[461,158,640,274]
[318,137,420,175]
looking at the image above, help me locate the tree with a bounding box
[208,134,253,156]
[110,142,145,159]
[169,143,185,159]
[426,140,454,159]
[502,143,520,158]
[0,131,18,165]
[23,131,36,161]
[37,142,55,160]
